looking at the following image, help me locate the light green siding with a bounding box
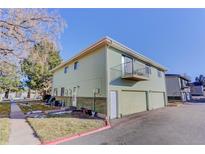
[52,47,106,97]
[107,46,167,118]
[52,47,107,109]
[52,41,167,118]
[120,91,147,116]
[149,92,165,110]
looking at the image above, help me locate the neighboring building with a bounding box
[51,37,167,119]
[190,82,204,96]
[165,74,191,102]
[0,90,40,101]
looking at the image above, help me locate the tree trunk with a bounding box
[4,89,10,99]
[27,89,31,98]
[43,90,47,98]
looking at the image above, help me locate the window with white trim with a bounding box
[158,70,162,78]
[74,61,79,70]
[64,66,68,74]
[53,88,58,96]
[61,87,65,96]
[145,65,151,75]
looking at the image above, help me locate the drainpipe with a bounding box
[146,91,150,111]
[105,39,113,119]
[93,91,96,112]
[69,89,72,106]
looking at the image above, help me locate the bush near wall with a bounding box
[77,97,107,114]
[55,96,107,114]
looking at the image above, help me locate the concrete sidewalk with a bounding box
[9,103,40,145]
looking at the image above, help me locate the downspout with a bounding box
[105,39,113,119]
[163,72,168,106]
[68,89,72,106]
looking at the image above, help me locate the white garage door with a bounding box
[121,91,147,116]
[150,92,165,110]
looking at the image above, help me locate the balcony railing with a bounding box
[110,61,150,81]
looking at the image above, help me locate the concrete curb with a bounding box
[41,119,111,145]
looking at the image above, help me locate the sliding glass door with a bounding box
[122,55,133,76]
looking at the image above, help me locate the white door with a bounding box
[186,93,191,101]
[72,87,77,106]
[181,92,186,101]
[110,91,117,119]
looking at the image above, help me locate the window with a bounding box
[122,55,133,75]
[181,79,188,88]
[61,87,65,96]
[73,87,76,93]
[158,70,162,78]
[74,61,79,70]
[53,88,58,96]
[145,65,151,75]
[64,67,68,74]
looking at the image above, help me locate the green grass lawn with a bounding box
[0,103,10,144]
[18,103,59,114]
[0,103,10,118]
[27,117,105,143]
[0,118,9,144]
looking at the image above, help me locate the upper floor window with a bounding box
[158,70,162,78]
[61,87,65,96]
[145,65,151,75]
[74,61,79,70]
[64,66,68,74]
[181,79,188,88]
[122,55,133,64]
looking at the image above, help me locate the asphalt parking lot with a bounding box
[60,102,205,145]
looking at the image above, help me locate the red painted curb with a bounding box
[41,119,111,145]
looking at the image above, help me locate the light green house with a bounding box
[51,37,167,119]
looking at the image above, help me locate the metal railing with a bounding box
[110,61,150,79]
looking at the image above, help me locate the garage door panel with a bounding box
[150,92,164,110]
[121,91,147,116]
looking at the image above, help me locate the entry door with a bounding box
[181,92,186,102]
[110,91,117,119]
[72,87,77,106]
[122,55,133,76]
[186,93,191,101]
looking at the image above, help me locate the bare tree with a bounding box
[0,9,66,66]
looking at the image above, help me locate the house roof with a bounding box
[165,74,191,81]
[51,36,167,73]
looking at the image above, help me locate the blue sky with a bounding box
[57,9,205,81]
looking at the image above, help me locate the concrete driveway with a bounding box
[60,103,205,145]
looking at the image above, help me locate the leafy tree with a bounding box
[0,9,65,98]
[21,41,62,97]
[0,62,22,98]
[195,74,205,85]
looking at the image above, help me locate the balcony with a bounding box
[111,61,150,81]
[122,69,149,81]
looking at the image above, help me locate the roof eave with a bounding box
[50,38,108,73]
[51,37,167,73]
[107,38,167,71]
[165,74,190,81]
